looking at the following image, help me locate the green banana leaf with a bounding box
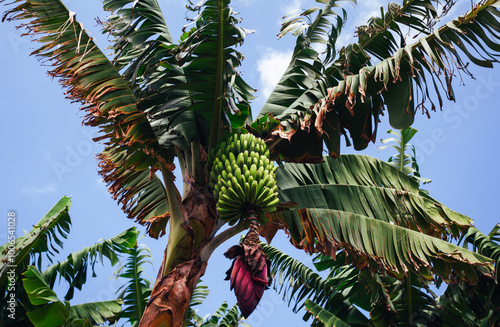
[41,227,139,301]
[272,155,494,281]
[259,1,500,162]
[0,196,71,286]
[304,299,350,327]
[23,266,122,327]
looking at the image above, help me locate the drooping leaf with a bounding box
[1,0,173,237]
[98,149,170,238]
[260,1,500,162]
[270,207,493,281]
[41,227,139,301]
[304,299,350,327]
[272,155,494,281]
[276,155,471,238]
[262,242,368,325]
[23,266,122,326]
[0,196,71,286]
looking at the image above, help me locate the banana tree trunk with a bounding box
[139,186,218,327]
[139,258,207,327]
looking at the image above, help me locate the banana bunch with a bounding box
[206,133,279,225]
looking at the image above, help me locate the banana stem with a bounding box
[200,223,247,262]
[243,211,260,246]
[267,137,282,150]
[159,162,188,277]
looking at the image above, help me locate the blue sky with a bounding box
[1,0,500,326]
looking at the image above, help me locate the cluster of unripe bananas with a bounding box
[206,133,279,225]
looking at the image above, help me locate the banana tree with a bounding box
[3,0,500,326]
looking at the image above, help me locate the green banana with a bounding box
[250,164,257,177]
[261,194,279,207]
[254,188,272,207]
[260,205,277,213]
[244,182,251,202]
[229,152,236,163]
[206,133,279,225]
[232,176,246,201]
[249,180,258,204]
[219,193,243,208]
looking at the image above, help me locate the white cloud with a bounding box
[362,1,384,21]
[282,0,303,16]
[336,32,355,49]
[21,184,56,198]
[256,49,293,99]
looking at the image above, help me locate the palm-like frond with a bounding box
[200,302,246,327]
[272,155,494,281]
[257,0,352,162]
[301,229,498,326]
[277,154,471,237]
[462,224,500,276]
[379,127,432,184]
[41,227,139,301]
[417,224,500,326]
[23,266,122,326]
[304,299,350,327]
[184,282,210,326]
[0,197,71,285]
[216,303,245,327]
[114,243,153,326]
[2,221,140,326]
[262,243,367,326]
[259,1,500,161]
[185,298,247,327]
[0,197,71,326]
[312,252,438,326]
